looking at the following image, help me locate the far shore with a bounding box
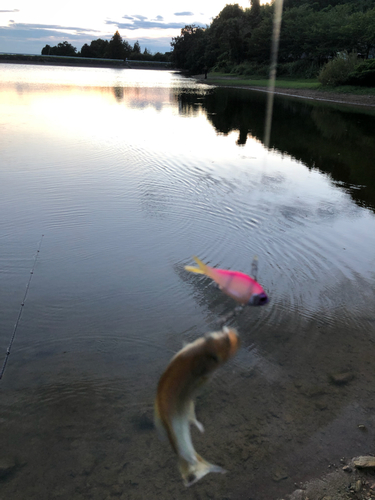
[0,53,171,70]
[2,57,374,109]
[195,73,375,110]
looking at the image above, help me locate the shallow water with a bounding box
[0,64,375,499]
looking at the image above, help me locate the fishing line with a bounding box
[0,234,44,381]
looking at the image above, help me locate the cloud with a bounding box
[123,14,165,22]
[108,16,201,31]
[109,20,185,30]
[132,15,148,21]
[0,22,102,54]
[174,12,194,16]
[0,9,20,13]
[4,22,101,35]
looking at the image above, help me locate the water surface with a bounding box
[1,64,375,500]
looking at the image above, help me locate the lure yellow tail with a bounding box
[184,256,208,275]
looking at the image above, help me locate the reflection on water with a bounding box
[0,64,375,500]
[177,87,375,211]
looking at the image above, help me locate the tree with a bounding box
[250,0,261,17]
[204,4,251,69]
[249,0,262,27]
[344,7,375,58]
[171,25,207,73]
[170,1,375,74]
[107,30,132,59]
[89,38,109,58]
[55,41,77,56]
[133,41,141,54]
[283,0,375,11]
[80,43,93,58]
[122,39,133,59]
[41,41,77,56]
[247,8,273,63]
[108,30,124,59]
[41,44,51,55]
[80,39,110,58]
[153,51,171,62]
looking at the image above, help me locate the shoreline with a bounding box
[196,75,375,110]
[0,55,171,70]
[1,60,373,108]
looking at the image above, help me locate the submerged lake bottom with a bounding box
[1,64,375,499]
[1,313,375,500]
[2,313,375,500]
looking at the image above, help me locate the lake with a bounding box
[0,64,375,500]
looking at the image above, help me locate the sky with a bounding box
[0,0,269,56]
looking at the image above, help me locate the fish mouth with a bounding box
[259,293,269,305]
[250,293,269,306]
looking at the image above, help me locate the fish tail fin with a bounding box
[184,256,208,275]
[179,454,226,487]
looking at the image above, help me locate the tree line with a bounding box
[41,31,171,62]
[170,0,375,80]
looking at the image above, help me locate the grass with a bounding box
[206,72,321,89]
[205,72,375,95]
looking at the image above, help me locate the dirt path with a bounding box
[262,86,375,109]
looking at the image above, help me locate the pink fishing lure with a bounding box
[185,256,269,306]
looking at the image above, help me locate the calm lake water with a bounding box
[1,64,375,500]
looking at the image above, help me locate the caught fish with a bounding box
[154,327,240,487]
[185,256,269,306]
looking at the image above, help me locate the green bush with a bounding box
[229,61,269,77]
[212,53,235,73]
[318,51,360,86]
[228,59,320,79]
[347,59,375,87]
[277,59,321,78]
